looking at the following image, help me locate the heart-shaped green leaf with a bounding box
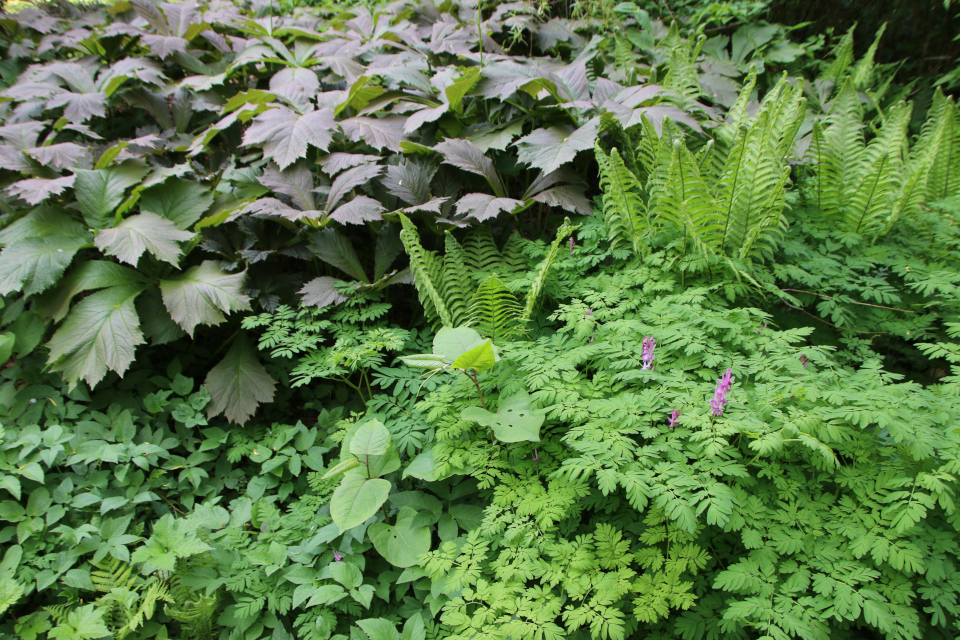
[432,326,484,362]
[330,472,391,532]
[451,338,496,372]
[350,420,391,457]
[368,507,432,568]
[461,391,544,443]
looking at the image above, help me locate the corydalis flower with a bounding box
[333,551,344,562]
[569,236,575,253]
[710,368,734,417]
[668,409,680,429]
[533,449,539,462]
[641,337,656,370]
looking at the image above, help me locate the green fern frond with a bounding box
[469,274,523,341]
[46,603,73,625]
[462,226,506,276]
[660,26,705,109]
[91,558,136,593]
[821,25,856,87]
[718,77,804,258]
[634,115,662,184]
[846,101,911,234]
[920,89,960,202]
[500,233,529,274]
[815,79,865,217]
[595,144,647,252]
[166,588,221,640]
[441,233,473,327]
[650,139,724,257]
[851,23,887,89]
[399,214,452,327]
[521,218,580,324]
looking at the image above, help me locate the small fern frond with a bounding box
[399,214,452,327]
[595,144,647,252]
[521,218,579,324]
[660,26,705,109]
[441,233,473,327]
[821,25,856,88]
[851,23,887,89]
[166,589,221,640]
[462,226,506,276]
[90,558,136,593]
[650,140,724,257]
[500,233,528,274]
[817,79,866,219]
[469,274,523,341]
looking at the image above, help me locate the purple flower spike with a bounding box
[569,236,575,253]
[800,354,809,369]
[641,337,656,370]
[533,449,539,462]
[333,551,344,562]
[710,368,734,417]
[668,409,680,429]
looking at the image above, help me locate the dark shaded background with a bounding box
[769,0,959,84]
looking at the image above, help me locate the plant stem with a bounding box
[470,369,487,409]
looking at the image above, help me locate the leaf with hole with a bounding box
[368,507,431,568]
[461,391,543,443]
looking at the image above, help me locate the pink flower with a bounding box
[533,449,539,462]
[333,551,344,562]
[710,368,734,417]
[641,337,656,370]
[668,409,680,429]
[569,236,575,253]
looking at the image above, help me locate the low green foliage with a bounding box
[1,0,960,640]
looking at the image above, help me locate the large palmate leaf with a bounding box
[0,208,89,245]
[341,116,406,152]
[434,138,505,197]
[259,161,315,211]
[299,276,349,309]
[330,472,391,532]
[26,142,87,169]
[94,211,194,267]
[243,106,336,169]
[0,235,88,296]
[455,193,523,222]
[73,164,150,229]
[203,335,277,425]
[6,176,77,205]
[46,284,146,388]
[270,67,320,106]
[34,260,146,322]
[329,196,385,225]
[159,261,251,336]
[308,230,368,282]
[325,163,382,211]
[139,178,214,229]
[514,119,599,174]
[368,507,432,568]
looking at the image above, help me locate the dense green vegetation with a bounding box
[0,0,959,639]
